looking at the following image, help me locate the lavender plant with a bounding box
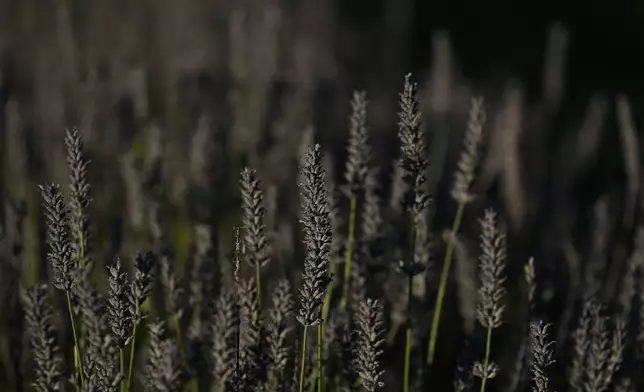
[39,183,84,386]
[396,74,429,392]
[296,144,333,392]
[428,96,486,366]
[339,91,371,312]
[11,37,644,392]
[473,208,507,392]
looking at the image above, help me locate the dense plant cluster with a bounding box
[0,15,643,392]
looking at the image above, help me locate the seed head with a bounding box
[452,97,486,204]
[354,299,385,391]
[240,167,271,269]
[476,208,507,329]
[297,144,333,327]
[40,183,76,291]
[344,91,371,197]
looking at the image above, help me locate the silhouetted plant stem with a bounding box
[340,195,357,312]
[428,200,466,365]
[299,326,309,392]
[479,327,493,392]
[403,274,413,392]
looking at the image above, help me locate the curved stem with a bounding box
[427,201,466,366]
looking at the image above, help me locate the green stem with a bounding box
[120,348,125,392]
[427,201,466,366]
[479,327,493,392]
[317,323,324,392]
[298,326,309,392]
[66,291,84,386]
[126,325,137,392]
[339,196,357,312]
[403,274,413,392]
[255,263,262,309]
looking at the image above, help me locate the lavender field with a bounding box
[0,1,643,391]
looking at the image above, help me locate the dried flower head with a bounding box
[40,183,76,291]
[344,91,371,197]
[477,208,507,329]
[452,97,486,204]
[354,299,385,391]
[65,127,93,270]
[240,167,271,269]
[397,73,431,216]
[530,321,555,392]
[23,284,65,392]
[211,289,239,385]
[297,144,333,327]
[107,258,132,349]
[268,279,293,383]
[129,251,156,327]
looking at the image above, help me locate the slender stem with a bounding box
[126,325,138,392]
[298,326,309,392]
[403,274,413,392]
[317,323,324,392]
[120,348,125,392]
[479,327,493,392]
[339,196,357,312]
[427,201,466,366]
[402,210,419,392]
[66,291,84,386]
[255,263,262,309]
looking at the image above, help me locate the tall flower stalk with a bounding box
[296,144,333,392]
[39,183,85,387]
[396,74,430,392]
[473,209,506,392]
[339,91,370,312]
[427,97,486,365]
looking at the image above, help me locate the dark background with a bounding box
[407,0,644,101]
